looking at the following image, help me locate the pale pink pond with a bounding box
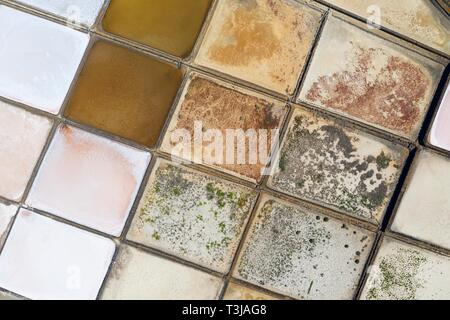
[27,125,150,236]
[430,84,450,152]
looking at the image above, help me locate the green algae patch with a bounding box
[127,159,257,273]
[366,248,426,300]
[360,238,450,300]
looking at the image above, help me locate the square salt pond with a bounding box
[268,106,408,224]
[127,158,258,273]
[322,0,450,55]
[27,125,151,236]
[0,5,89,114]
[195,0,323,95]
[0,210,115,300]
[391,150,450,251]
[160,73,287,183]
[360,237,450,300]
[298,15,444,139]
[64,40,183,148]
[101,245,223,300]
[0,101,52,201]
[234,194,375,300]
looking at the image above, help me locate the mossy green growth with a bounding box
[367,248,426,300]
[270,109,406,224]
[152,231,161,241]
[206,182,249,209]
[131,161,257,272]
[279,152,287,172]
[333,187,377,218]
[376,151,392,169]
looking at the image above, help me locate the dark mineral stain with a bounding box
[320,125,355,157]
[376,151,392,169]
[270,109,405,221]
[237,199,332,289]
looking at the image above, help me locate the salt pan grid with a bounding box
[0,0,449,300]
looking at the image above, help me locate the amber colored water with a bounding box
[102,0,212,58]
[64,40,183,148]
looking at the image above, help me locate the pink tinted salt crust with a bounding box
[430,84,450,152]
[27,125,150,236]
[0,101,52,201]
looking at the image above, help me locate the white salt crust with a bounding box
[101,246,223,300]
[16,0,105,27]
[392,150,450,250]
[430,85,450,152]
[0,5,89,114]
[0,202,18,248]
[324,0,450,55]
[0,210,115,300]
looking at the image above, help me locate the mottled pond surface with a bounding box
[235,195,375,299]
[299,16,444,139]
[361,237,450,300]
[269,106,407,224]
[127,159,257,273]
[0,0,448,300]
